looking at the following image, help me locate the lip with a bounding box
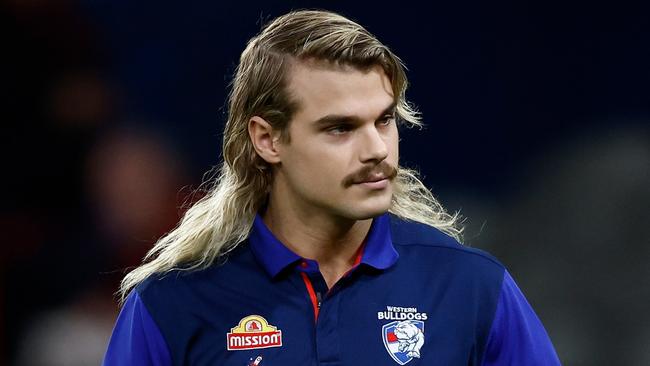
[357,178,389,189]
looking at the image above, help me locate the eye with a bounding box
[327,124,353,135]
[377,114,396,126]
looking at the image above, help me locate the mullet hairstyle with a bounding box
[119,9,463,302]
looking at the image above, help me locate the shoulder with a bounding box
[134,243,258,308]
[388,215,508,354]
[133,267,207,317]
[389,214,505,273]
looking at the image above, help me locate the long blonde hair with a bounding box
[119,9,463,302]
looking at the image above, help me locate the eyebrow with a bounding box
[311,101,397,127]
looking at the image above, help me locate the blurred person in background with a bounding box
[474,127,650,365]
[14,128,189,366]
[2,0,113,361]
[103,10,559,365]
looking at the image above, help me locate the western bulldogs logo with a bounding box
[382,320,425,365]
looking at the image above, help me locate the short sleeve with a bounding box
[102,291,172,366]
[482,270,561,366]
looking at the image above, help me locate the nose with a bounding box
[359,125,389,163]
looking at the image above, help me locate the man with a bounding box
[104,10,561,365]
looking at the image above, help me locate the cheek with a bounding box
[283,146,345,192]
[386,128,400,162]
[391,136,399,159]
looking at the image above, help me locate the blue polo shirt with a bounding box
[103,213,561,365]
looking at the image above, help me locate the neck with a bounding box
[262,190,372,288]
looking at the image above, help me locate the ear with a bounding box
[248,116,282,164]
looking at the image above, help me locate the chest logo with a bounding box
[380,306,426,364]
[227,315,282,351]
[247,356,263,366]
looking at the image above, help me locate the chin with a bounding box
[343,197,392,220]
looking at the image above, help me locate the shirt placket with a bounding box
[297,259,344,366]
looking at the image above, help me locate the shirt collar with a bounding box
[248,213,399,279]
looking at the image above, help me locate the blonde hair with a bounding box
[119,9,463,302]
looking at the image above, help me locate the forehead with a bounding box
[286,60,395,123]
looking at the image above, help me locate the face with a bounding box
[272,60,399,221]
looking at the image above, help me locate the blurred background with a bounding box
[2,1,649,365]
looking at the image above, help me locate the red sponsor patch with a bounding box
[226,315,283,351]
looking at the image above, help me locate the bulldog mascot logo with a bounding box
[382,320,425,365]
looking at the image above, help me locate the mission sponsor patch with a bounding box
[227,315,282,351]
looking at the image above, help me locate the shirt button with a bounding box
[300,261,308,268]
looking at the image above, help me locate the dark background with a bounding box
[2,1,649,365]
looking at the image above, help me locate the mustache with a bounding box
[342,162,398,187]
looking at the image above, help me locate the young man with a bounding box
[103,10,561,366]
